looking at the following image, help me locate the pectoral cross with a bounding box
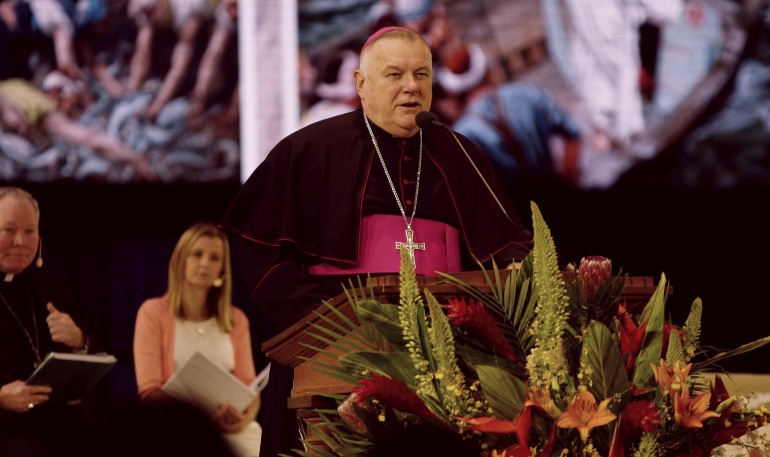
[395,228,425,268]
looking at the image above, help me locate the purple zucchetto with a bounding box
[360,26,415,54]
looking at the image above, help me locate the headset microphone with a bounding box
[36,238,43,268]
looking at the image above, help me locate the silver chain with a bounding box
[0,288,41,367]
[363,113,423,230]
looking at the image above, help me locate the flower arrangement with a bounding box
[298,202,770,457]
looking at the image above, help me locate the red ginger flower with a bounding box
[617,304,647,374]
[459,405,532,449]
[353,374,441,423]
[446,297,517,362]
[620,400,660,437]
[579,256,612,300]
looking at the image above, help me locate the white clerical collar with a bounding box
[4,273,14,283]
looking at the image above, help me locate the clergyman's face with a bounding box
[0,196,39,274]
[355,36,432,138]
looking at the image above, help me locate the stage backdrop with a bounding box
[3,0,770,409]
[0,0,241,185]
[246,0,770,376]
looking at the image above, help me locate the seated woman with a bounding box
[133,222,261,457]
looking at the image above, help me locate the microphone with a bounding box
[415,111,517,226]
[36,238,43,268]
[415,111,445,129]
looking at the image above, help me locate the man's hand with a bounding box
[0,380,52,413]
[46,302,86,349]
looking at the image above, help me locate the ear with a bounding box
[354,70,365,96]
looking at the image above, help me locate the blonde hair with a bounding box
[167,223,234,332]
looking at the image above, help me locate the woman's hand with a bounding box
[211,403,250,433]
[0,381,52,413]
[211,395,261,434]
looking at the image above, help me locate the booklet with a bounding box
[162,351,266,414]
[253,361,270,394]
[26,352,117,404]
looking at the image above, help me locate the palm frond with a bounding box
[338,352,417,386]
[691,335,770,372]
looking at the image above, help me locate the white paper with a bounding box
[162,351,257,414]
[251,362,270,394]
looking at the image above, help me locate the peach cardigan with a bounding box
[133,295,257,399]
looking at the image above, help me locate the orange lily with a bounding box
[651,359,691,397]
[525,386,562,420]
[556,389,617,443]
[486,444,532,457]
[673,388,719,428]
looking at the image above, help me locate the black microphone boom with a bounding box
[415,111,516,226]
[415,111,444,129]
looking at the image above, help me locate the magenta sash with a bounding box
[308,215,461,276]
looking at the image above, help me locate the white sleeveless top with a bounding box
[173,317,262,457]
[173,317,235,373]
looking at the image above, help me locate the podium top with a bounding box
[261,271,664,367]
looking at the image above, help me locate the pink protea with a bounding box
[446,297,517,362]
[338,392,369,435]
[579,256,613,300]
[353,374,441,423]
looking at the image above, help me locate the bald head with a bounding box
[359,28,431,74]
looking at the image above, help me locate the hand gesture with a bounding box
[0,380,51,413]
[46,302,86,350]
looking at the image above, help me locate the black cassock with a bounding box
[221,107,532,457]
[0,267,93,457]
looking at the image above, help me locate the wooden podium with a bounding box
[262,272,664,413]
